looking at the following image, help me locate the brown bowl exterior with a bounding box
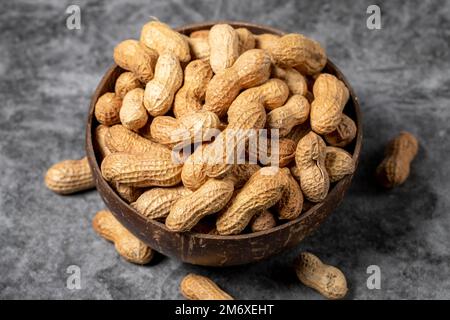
[85,21,363,266]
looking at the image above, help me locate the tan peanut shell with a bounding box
[268,33,327,75]
[186,36,210,60]
[113,183,143,203]
[294,252,348,299]
[310,73,349,134]
[324,114,357,147]
[94,124,112,159]
[120,88,148,131]
[115,72,143,99]
[173,59,213,118]
[228,79,289,117]
[113,39,158,83]
[140,21,191,63]
[101,152,182,187]
[272,66,308,96]
[181,143,209,190]
[276,168,303,220]
[150,111,221,147]
[376,131,418,188]
[216,167,287,235]
[45,157,95,194]
[250,210,277,232]
[290,165,301,182]
[295,132,330,202]
[105,124,170,155]
[248,136,296,167]
[143,52,183,116]
[166,177,235,232]
[255,33,280,50]
[267,95,310,137]
[92,210,153,264]
[180,274,233,300]
[94,92,122,126]
[209,24,240,74]
[229,163,261,188]
[190,30,210,39]
[325,147,355,183]
[203,49,271,117]
[236,28,256,53]
[132,186,193,220]
[285,122,311,145]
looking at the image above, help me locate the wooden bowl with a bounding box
[85,21,363,267]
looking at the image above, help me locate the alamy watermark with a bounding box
[366,265,381,289]
[66,5,81,30]
[366,5,382,30]
[66,265,82,290]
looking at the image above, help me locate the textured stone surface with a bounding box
[1,0,450,299]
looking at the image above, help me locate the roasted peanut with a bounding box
[294,252,348,299]
[94,124,112,159]
[143,52,183,116]
[113,39,158,83]
[255,33,280,50]
[268,34,327,75]
[272,66,308,96]
[94,92,122,126]
[236,27,255,53]
[310,73,349,135]
[140,21,191,63]
[173,59,213,118]
[113,183,144,203]
[285,122,311,145]
[209,24,240,74]
[267,95,310,137]
[204,49,271,117]
[119,88,148,131]
[115,72,143,99]
[181,143,209,190]
[248,137,296,167]
[276,168,303,220]
[325,147,355,183]
[166,177,235,232]
[190,30,209,39]
[132,186,193,220]
[45,157,95,194]
[101,152,182,187]
[180,274,233,300]
[150,111,221,147]
[376,131,418,188]
[250,210,277,232]
[295,132,329,202]
[92,210,153,264]
[186,36,210,61]
[324,114,357,147]
[105,124,169,155]
[216,167,288,235]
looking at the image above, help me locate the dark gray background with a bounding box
[1,0,449,299]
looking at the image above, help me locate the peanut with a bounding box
[209,24,240,74]
[94,92,122,126]
[376,131,418,188]
[113,39,158,83]
[272,66,308,96]
[45,157,95,194]
[228,79,289,115]
[143,52,183,116]
[276,168,303,220]
[203,49,271,117]
[255,33,280,50]
[295,132,329,202]
[267,95,310,137]
[113,183,144,203]
[216,167,288,235]
[150,111,220,147]
[248,136,296,167]
[140,21,191,63]
[173,59,213,118]
[294,252,347,299]
[166,177,235,232]
[268,34,327,75]
[132,186,193,220]
[105,124,170,155]
[290,165,301,182]
[181,143,209,190]
[310,73,349,135]
[325,147,355,183]
[190,30,209,39]
[115,72,143,99]
[250,210,276,232]
[94,124,112,159]
[101,152,182,187]
[236,28,256,54]
[324,114,357,147]
[119,88,148,131]
[92,210,153,264]
[285,122,311,145]
[186,36,210,61]
[180,274,233,300]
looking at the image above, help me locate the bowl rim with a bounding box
[86,21,363,241]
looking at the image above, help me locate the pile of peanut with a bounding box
[46,20,358,236]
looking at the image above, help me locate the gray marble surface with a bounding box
[1,0,450,300]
